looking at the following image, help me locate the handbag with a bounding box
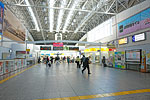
[88,60,92,64]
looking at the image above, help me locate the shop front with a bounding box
[84,47,116,64]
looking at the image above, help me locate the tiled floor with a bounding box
[0,63,150,100]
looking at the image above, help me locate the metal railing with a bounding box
[0,58,36,76]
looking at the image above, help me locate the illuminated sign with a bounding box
[40,46,51,50]
[69,47,79,51]
[84,48,109,52]
[132,33,145,42]
[53,43,63,47]
[118,38,128,45]
[0,35,1,41]
[53,47,63,50]
[118,8,150,36]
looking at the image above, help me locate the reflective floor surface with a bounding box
[0,63,150,100]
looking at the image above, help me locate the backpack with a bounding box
[82,57,86,63]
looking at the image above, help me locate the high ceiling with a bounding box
[4,0,145,45]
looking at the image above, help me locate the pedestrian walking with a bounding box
[75,56,81,68]
[50,56,54,64]
[67,56,70,65]
[102,56,106,67]
[82,56,91,74]
[63,56,66,63]
[81,55,86,68]
[46,56,49,66]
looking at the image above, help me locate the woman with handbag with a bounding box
[75,56,80,68]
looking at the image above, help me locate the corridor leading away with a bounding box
[0,63,150,100]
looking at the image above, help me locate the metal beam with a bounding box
[117,0,127,9]
[29,0,46,42]
[29,29,86,33]
[27,40,103,45]
[74,0,114,34]
[106,0,116,13]
[4,3,116,15]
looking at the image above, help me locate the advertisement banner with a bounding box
[0,1,4,35]
[108,52,115,67]
[118,8,150,36]
[146,51,150,65]
[0,61,3,75]
[115,52,125,69]
[0,34,1,41]
[141,50,146,72]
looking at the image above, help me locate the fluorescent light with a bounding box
[48,0,55,32]
[25,0,40,32]
[73,19,76,22]
[63,0,80,33]
[79,12,81,15]
[56,0,66,32]
[56,0,67,32]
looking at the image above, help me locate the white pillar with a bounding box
[99,42,102,65]
[25,30,28,66]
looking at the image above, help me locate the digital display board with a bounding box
[69,47,79,51]
[132,33,145,42]
[118,38,128,45]
[53,47,63,50]
[40,46,51,50]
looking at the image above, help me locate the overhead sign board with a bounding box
[53,47,63,50]
[69,47,79,51]
[118,8,150,36]
[132,33,145,42]
[53,43,63,47]
[40,46,51,50]
[118,38,128,45]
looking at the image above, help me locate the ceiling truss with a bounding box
[3,0,145,45]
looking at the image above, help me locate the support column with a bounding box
[25,30,28,66]
[99,42,102,65]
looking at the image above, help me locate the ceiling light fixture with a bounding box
[25,0,40,32]
[73,19,76,22]
[62,0,80,33]
[48,0,55,32]
[79,12,81,15]
[56,0,67,32]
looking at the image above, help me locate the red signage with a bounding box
[53,43,63,47]
[109,48,116,51]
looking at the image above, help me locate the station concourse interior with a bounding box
[0,0,150,100]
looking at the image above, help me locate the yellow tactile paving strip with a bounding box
[36,89,150,100]
[0,64,36,84]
